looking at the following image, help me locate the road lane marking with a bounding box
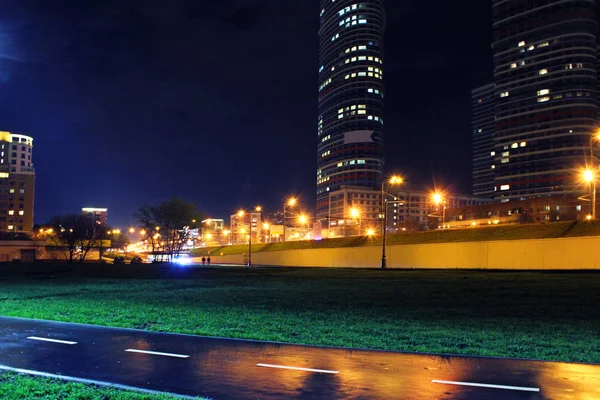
[256,363,339,374]
[27,336,77,345]
[125,349,190,358]
[432,380,540,392]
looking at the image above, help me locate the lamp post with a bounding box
[588,131,600,219]
[283,197,297,242]
[380,175,404,269]
[584,169,596,220]
[432,192,447,228]
[298,214,309,240]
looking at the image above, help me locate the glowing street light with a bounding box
[349,207,361,235]
[263,222,270,230]
[582,168,596,219]
[129,227,135,234]
[255,206,262,212]
[140,229,146,236]
[298,214,308,225]
[366,228,375,236]
[283,197,298,242]
[381,175,404,269]
[237,210,245,218]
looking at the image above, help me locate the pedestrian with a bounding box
[207,256,211,265]
[202,257,206,265]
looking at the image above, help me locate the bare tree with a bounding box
[134,198,201,262]
[42,214,109,263]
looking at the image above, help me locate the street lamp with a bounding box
[432,192,447,228]
[583,168,596,220]
[283,197,297,242]
[381,175,404,269]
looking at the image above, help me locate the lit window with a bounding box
[0,172,8,178]
[511,143,518,149]
[537,89,550,96]
[490,151,496,156]
[491,165,496,169]
[510,63,517,69]
[500,91,509,98]
[518,41,526,47]
[501,158,510,164]
[520,142,527,147]
[18,211,24,216]
[539,69,547,75]
[8,210,14,215]
[500,185,510,191]
[7,225,13,230]
[527,45,535,51]
[538,96,550,103]
[502,151,510,157]
[577,205,582,211]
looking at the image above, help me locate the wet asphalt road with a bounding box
[0,316,599,399]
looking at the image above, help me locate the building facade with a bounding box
[0,132,35,233]
[491,0,598,201]
[325,185,381,237]
[81,208,108,226]
[316,0,386,222]
[444,195,596,227]
[389,189,491,231]
[229,212,262,245]
[472,84,496,198]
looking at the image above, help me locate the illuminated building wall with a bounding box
[0,132,35,233]
[491,0,598,201]
[316,0,385,221]
[81,208,108,226]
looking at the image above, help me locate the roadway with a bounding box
[1,316,599,399]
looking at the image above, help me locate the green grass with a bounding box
[0,371,201,399]
[191,220,600,256]
[1,265,599,364]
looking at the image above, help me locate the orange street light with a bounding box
[366,228,375,236]
[381,175,405,269]
[129,227,135,234]
[237,210,245,218]
[298,214,308,225]
[350,207,360,219]
[255,206,262,212]
[140,229,146,236]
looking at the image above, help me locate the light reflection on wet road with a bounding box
[0,316,599,399]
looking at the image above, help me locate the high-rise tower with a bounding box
[316,0,385,221]
[0,131,35,233]
[491,0,598,201]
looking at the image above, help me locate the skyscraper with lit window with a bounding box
[0,131,35,233]
[491,0,598,201]
[316,1,385,222]
[472,84,495,198]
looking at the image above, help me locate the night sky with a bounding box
[0,0,491,227]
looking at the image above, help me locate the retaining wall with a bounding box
[192,236,600,269]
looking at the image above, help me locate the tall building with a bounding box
[0,131,35,233]
[81,208,108,226]
[316,1,386,222]
[472,84,496,198]
[491,0,598,201]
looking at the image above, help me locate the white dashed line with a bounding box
[256,363,339,374]
[432,380,540,392]
[124,349,190,359]
[27,336,77,345]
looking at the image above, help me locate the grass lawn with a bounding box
[0,371,200,399]
[191,220,600,257]
[1,265,599,364]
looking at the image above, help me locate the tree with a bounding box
[134,197,202,262]
[41,214,109,263]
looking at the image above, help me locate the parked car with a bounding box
[130,256,143,264]
[113,256,125,264]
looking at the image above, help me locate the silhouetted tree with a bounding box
[134,197,202,262]
[41,214,109,263]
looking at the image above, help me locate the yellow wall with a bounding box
[193,236,600,270]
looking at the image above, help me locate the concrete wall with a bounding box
[193,236,600,270]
